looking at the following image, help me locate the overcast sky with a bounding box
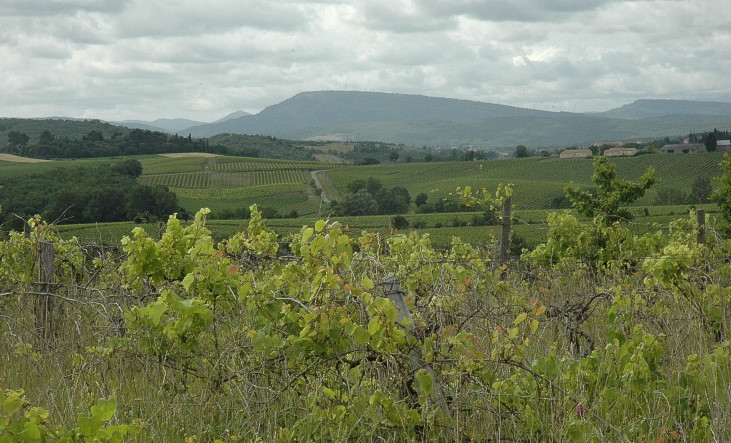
[1,0,729,122]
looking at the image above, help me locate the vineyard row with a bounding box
[139,170,309,189]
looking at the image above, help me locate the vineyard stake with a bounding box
[697,209,706,245]
[500,196,513,262]
[382,275,453,420]
[35,240,55,347]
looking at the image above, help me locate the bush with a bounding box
[390,215,410,230]
[412,219,427,229]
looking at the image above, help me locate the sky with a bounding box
[1,0,730,122]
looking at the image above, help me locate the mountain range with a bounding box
[115,92,731,148]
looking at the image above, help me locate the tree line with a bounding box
[3,128,231,159]
[0,160,178,231]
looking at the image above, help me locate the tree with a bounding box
[655,187,688,206]
[565,156,656,224]
[389,151,399,162]
[85,188,128,222]
[84,130,105,143]
[7,131,29,147]
[126,185,178,220]
[342,189,379,216]
[689,176,712,204]
[377,186,411,214]
[112,159,143,177]
[705,131,717,152]
[39,130,54,144]
[48,190,87,223]
[415,193,429,207]
[515,145,529,158]
[390,215,409,230]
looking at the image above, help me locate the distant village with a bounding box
[558,132,731,159]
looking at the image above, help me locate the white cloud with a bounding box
[0,0,729,120]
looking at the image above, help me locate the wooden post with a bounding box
[500,196,513,262]
[382,275,452,420]
[35,240,55,345]
[697,209,706,245]
[491,239,499,271]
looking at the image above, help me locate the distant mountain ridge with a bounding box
[113,111,251,133]
[598,99,731,119]
[180,91,731,148]
[183,91,552,137]
[3,93,731,149]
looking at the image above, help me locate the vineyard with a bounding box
[138,172,212,188]
[325,152,724,209]
[209,159,335,172]
[1,198,730,441]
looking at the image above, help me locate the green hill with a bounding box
[0,118,130,150]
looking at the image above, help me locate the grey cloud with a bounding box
[0,0,128,16]
[422,0,652,22]
[358,0,458,33]
[111,1,309,39]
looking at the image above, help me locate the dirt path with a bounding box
[310,170,330,203]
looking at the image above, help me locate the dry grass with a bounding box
[0,153,51,163]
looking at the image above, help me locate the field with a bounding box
[55,203,719,252]
[3,151,726,244]
[0,153,51,163]
[323,152,724,209]
[133,155,331,214]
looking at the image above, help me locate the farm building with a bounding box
[660,143,706,154]
[559,149,592,159]
[604,147,637,157]
[717,140,731,151]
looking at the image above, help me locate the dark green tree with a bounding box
[39,130,54,144]
[415,193,429,207]
[706,131,717,152]
[389,151,399,162]
[7,131,29,147]
[112,159,143,177]
[377,186,411,214]
[565,156,656,224]
[515,145,529,158]
[390,215,409,230]
[85,188,128,222]
[689,176,712,204]
[48,190,87,223]
[83,130,105,143]
[342,189,379,216]
[126,185,178,220]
